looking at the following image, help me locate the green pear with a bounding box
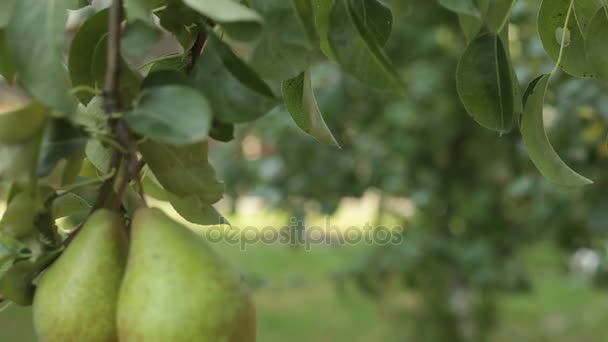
[33,209,128,342]
[117,207,256,342]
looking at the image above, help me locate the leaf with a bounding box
[249,0,314,48]
[157,1,202,49]
[456,33,514,133]
[121,20,161,59]
[248,32,323,81]
[38,119,88,177]
[247,0,324,80]
[192,41,278,123]
[85,139,112,173]
[52,193,91,218]
[482,0,516,32]
[0,138,40,182]
[585,7,608,79]
[282,69,340,147]
[573,0,604,37]
[458,14,483,41]
[0,0,17,28]
[0,239,18,275]
[520,74,593,187]
[122,0,165,57]
[352,0,394,46]
[0,261,36,305]
[139,140,224,204]
[0,252,59,306]
[324,0,403,90]
[438,0,480,17]
[538,0,598,77]
[209,120,235,142]
[7,0,77,116]
[208,32,275,98]
[124,85,212,145]
[0,100,48,144]
[182,0,263,41]
[169,193,228,226]
[68,9,109,104]
[141,171,169,201]
[91,35,142,107]
[0,30,15,81]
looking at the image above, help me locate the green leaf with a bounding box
[520,74,593,187]
[312,0,337,59]
[0,252,59,306]
[325,0,403,90]
[52,193,91,219]
[282,69,340,147]
[121,20,162,59]
[37,119,88,177]
[585,7,608,79]
[458,13,483,41]
[0,101,48,144]
[0,138,40,183]
[85,139,112,173]
[68,9,109,104]
[182,0,263,41]
[247,0,324,80]
[141,69,195,89]
[157,1,202,50]
[123,0,165,53]
[169,193,228,226]
[352,0,393,46]
[249,0,315,48]
[0,261,36,306]
[125,85,212,145]
[139,140,224,204]
[209,120,235,142]
[141,170,169,201]
[207,32,274,98]
[192,40,278,123]
[456,33,514,133]
[0,0,17,28]
[292,0,320,44]
[438,0,480,17]
[0,239,18,275]
[91,35,142,107]
[538,0,598,77]
[573,0,604,37]
[7,0,77,116]
[0,30,15,81]
[248,32,323,81]
[482,0,516,32]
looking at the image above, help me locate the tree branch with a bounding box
[186,29,208,74]
[103,0,123,114]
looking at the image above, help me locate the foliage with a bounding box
[0,0,405,311]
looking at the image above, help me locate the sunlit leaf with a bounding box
[282,69,340,147]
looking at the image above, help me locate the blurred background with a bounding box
[2,0,608,341]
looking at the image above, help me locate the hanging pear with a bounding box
[117,207,256,342]
[33,209,128,342]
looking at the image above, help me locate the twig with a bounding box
[103,0,123,114]
[186,29,208,73]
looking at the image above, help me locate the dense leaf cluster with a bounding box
[0,0,402,308]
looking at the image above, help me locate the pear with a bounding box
[117,207,256,342]
[33,209,128,342]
